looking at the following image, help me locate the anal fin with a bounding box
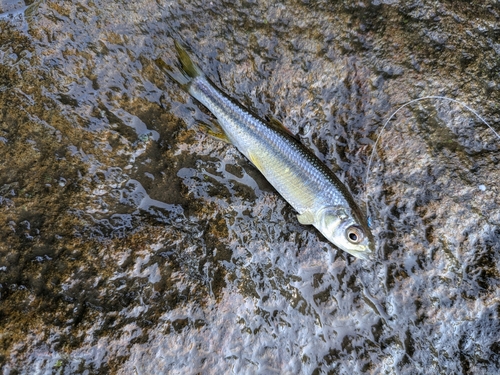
[197,120,231,143]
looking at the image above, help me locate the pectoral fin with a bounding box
[297,211,315,225]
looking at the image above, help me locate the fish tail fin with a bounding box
[173,40,202,79]
[155,40,202,88]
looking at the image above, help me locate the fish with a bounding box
[156,41,374,260]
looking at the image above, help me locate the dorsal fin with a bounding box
[266,116,298,139]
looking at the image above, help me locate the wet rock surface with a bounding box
[1,0,499,373]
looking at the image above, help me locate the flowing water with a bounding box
[1,0,499,374]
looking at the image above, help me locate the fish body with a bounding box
[159,41,374,259]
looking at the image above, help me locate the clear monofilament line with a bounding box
[364,95,500,222]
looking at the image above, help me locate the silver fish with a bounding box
[157,41,374,259]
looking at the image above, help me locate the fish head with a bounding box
[316,207,374,260]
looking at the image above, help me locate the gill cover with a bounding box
[316,207,373,260]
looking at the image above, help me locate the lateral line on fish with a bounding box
[365,95,500,221]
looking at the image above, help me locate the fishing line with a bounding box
[364,95,500,222]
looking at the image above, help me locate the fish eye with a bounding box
[346,226,364,244]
